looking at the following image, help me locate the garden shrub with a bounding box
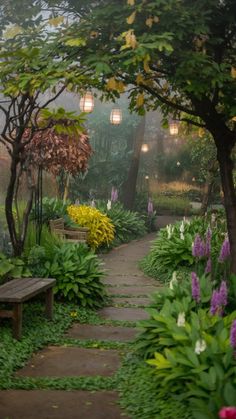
[146,309,236,419]
[31,197,72,226]
[97,201,147,245]
[28,242,106,308]
[140,214,227,283]
[67,204,115,249]
[0,253,31,284]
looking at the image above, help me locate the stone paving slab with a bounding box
[99,307,149,321]
[102,275,156,286]
[66,324,137,341]
[112,297,151,306]
[0,390,129,419]
[107,285,158,296]
[16,347,120,377]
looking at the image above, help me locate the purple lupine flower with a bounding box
[210,281,228,315]
[219,280,228,306]
[147,198,154,215]
[192,234,205,258]
[205,258,212,274]
[210,290,220,315]
[205,227,212,257]
[191,272,201,303]
[219,237,230,262]
[111,187,118,202]
[230,320,236,349]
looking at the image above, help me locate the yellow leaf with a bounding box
[117,81,126,93]
[136,73,145,85]
[106,77,118,90]
[126,11,136,25]
[153,16,160,23]
[232,116,236,122]
[231,67,236,79]
[125,30,138,49]
[136,93,144,107]
[127,0,135,4]
[143,55,151,73]
[146,17,153,28]
[48,16,64,27]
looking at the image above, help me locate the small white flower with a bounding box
[195,339,207,355]
[91,199,96,207]
[107,199,112,210]
[177,312,185,327]
[180,232,185,240]
[169,271,177,289]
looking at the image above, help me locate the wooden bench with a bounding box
[50,218,89,243]
[0,277,56,340]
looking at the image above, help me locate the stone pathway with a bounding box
[0,233,159,419]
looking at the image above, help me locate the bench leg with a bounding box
[45,288,54,320]
[13,303,23,340]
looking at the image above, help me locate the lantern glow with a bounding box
[169,121,179,135]
[79,92,94,113]
[141,143,149,152]
[110,108,122,125]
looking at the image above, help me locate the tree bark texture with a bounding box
[200,159,218,215]
[214,133,236,274]
[122,116,146,210]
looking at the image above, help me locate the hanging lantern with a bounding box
[110,108,122,125]
[169,120,179,135]
[79,92,94,113]
[141,143,149,153]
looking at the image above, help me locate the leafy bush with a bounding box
[0,253,31,284]
[97,201,147,245]
[136,274,213,359]
[146,309,236,419]
[67,204,115,249]
[140,215,227,282]
[31,197,72,226]
[28,243,106,308]
[24,222,62,258]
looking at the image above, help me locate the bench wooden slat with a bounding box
[0,278,56,302]
[0,277,38,296]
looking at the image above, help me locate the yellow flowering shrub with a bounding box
[67,205,115,249]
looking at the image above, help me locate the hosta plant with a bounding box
[146,309,236,419]
[29,242,107,308]
[0,253,31,284]
[67,204,115,249]
[97,201,147,245]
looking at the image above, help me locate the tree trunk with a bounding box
[5,151,34,257]
[122,116,146,210]
[63,173,70,203]
[5,154,23,256]
[214,137,236,274]
[200,159,218,215]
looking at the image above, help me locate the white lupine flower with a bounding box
[180,232,185,240]
[169,271,177,289]
[177,312,185,327]
[107,199,112,210]
[167,224,172,239]
[195,339,207,355]
[180,221,185,233]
